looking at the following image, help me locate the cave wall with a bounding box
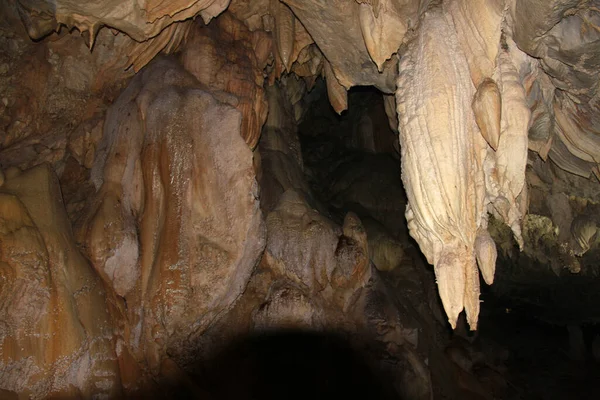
[1,0,600,397]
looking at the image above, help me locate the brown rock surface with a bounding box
[81,56,265,372]
[0,164,120,399]
[15,0,229,42]
[264,190,371,310]
[180,13,270,149]
[0,15,132,172]
[281,0,398,92]
[2,0,600,396]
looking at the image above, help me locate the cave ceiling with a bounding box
[8,0,600,329]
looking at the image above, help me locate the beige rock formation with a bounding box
[395,3,535,329]
[396,9,488,329]
[282,0,397,92]
[15,0,229,42]
[82,56,265,372]
[358,0,419,72]
[0,164,121,399]
[180,12,270,149]
[265,191,371,310]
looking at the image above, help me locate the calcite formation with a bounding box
[265,191,372,311]
[15,0,230,43]
[396,9,488,329]
[281,0,397,92]
[180,12,271,148]
[0,165,120,399]
[358,0,419,72]
[396,4,532,329]
[83,56,265,371]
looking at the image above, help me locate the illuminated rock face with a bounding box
[180,12,270,149]
[396,9,486,330]
[14,0,230,42]
[0,165,121,399]
[395,5,532,329]
[83,56,266,372]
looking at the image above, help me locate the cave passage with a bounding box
[294,82,600,400]
[298,82,406,238]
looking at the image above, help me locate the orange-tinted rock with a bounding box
[15,0,228,42]
[180,13,270,149]
[0,7,132,179]
[83,56,265,372]
[0,164,120,398]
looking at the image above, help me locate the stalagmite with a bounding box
[0,165,120,398]
[86,57,266,372]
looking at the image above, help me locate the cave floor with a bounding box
[478,293,600,400]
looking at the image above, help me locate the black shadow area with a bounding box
[156,330,400,400]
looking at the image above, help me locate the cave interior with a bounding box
[1,0,600,399]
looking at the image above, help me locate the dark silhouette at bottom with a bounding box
[159,330,399,400]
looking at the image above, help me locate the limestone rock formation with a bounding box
[396,4,535,329]
[513,1,600,178]
[396,9,488,329]
[180,12,270,148]
[0,164,120,399]
[265,191,371,310]
[363,218,404,273]
[255,80,313,213]
[82,56,265,372]
[15,0,229,43]
[0,8,133,172]
[358,0,419,72]
[281,0,398,92]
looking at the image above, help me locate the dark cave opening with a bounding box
[297,82,407,238]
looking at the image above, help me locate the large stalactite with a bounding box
[394,1,534,329]
[396,8,489,329]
